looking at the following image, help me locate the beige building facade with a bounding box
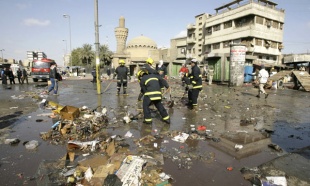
[170,0,285,82]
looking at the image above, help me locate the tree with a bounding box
[80,44,94,68]
[71,47,83,66]
[99,44,113,67]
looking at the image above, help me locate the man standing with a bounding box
[186,59,203,110]
[17,68,22,84]
[256,65,269,98]
[21,69,28,84]
[137,69,170,124]
[8,68,15,85]
[157,60,167,79]
[91,68,96,83]
[1,68,7,85]
[107,67,111,79]
[113,59,131,95]
[47,62,58,95]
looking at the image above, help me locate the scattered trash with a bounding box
[262,176,287,186]
[235,144,243,151]
[24,140,39,150]
[4,138,20,145]
[60,105,80,120]
[268,144,283,152]
[172,133,189,143]
[226,166,233,171]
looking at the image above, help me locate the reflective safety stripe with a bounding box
[145,118,152,122]
[199,75,202,77]
[192,104,198,106]
[145,78,158,85]
[192,81,196,84]
[145,91,162,95]
[150,97,161,100]
[163,116,170,120]
[193,85,202,89]
[190,76,193,78]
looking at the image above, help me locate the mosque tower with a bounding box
[114,16,128,54]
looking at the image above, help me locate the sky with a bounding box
[0,0,309,66]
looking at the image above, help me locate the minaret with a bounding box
[114,16,128,54]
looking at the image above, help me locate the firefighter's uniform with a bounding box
[137,69,170,124]
[113,60,131,95]
[187,59,202,109]
[143,58,167,93]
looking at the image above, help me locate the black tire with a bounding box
[33,78,38,82]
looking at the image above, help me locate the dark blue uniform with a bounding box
[139,73,170,124]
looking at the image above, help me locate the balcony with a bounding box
[187,37,196,44]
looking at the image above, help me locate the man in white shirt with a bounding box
[257,65,269,98]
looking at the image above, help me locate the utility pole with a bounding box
[94,0,101,94]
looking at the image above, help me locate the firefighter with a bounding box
[143,58,158,74]
[137,68,170,124]
[186,59,203,109]
[113,59,131,95]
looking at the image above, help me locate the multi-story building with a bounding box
[182,0,285,82]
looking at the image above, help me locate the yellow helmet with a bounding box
[146,58,154,65]
[136,68,148,80]
[119,59,125,64]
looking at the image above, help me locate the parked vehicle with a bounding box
[31,58,55,82]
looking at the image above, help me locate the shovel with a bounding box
[103,79,113,93]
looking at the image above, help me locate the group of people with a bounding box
[111,57,203,125]
[1,68,29,85]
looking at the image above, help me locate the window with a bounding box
[272,21,278,29]
[213,24,221,31]
[223,41,230,48]
[271,41,277,49]
[256,16,264,25]
[206,27,212,35]
[224,21,232,29]
[199,22,202,26]
[259,56,262,59]
[213,43,220,49]
[255,39,262,46]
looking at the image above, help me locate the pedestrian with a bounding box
[179,64,189,86]
[106,67,111,79]
[8,68,15,84]
[256,65,269,99]
[136,68,170,124]
[47,62,58,95]
[21,69,28,84]
[91,68,96,83]
[208,66,214,85]
[157,60,167,79]
[113,59,131,95]
[17,68,22,84]
[1,68,7,85]
[83,69,86,77]
[186,59,203,110]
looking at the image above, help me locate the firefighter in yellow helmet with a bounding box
[143,58,157,75]
[136,68,170,124]
[113,59,131,95]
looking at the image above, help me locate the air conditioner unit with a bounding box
[267,22,271,27]
[265,43,270,48]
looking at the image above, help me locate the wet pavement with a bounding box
[0,75,309,186]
